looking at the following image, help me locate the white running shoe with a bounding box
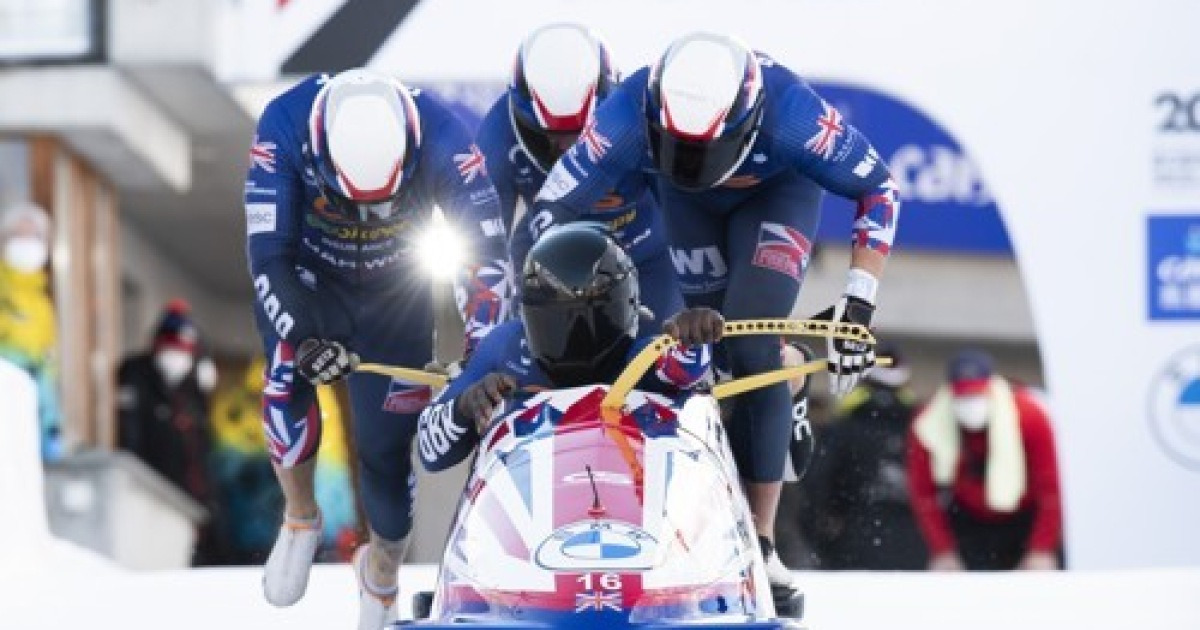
[262,514,323,607]
[760,536,797,590]
[354,544,399,630]
[759,536,804,618]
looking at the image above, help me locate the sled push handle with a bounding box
[355,362,450,389]
[601,318,890,412]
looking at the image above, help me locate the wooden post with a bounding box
[24,136,121,451]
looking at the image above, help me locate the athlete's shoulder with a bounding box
[261,73,326,125]
[472,320,525,362]
[577,66,650,167]
[409,87,458,133]
[491,319,525,342]
[623,66,652,92]
[756,52,803,83]
[608,67,650,113]
[478,93,513,139]
[476,93,519,166]
[758,55,814,111]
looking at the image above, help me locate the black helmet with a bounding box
[520,224,639,387]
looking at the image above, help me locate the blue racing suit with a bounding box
[244,74,510,540]
[417,320,710,472]
[511,54,900,483]
[476,93,685,330]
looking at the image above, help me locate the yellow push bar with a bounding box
[713,356,892,400]
[602,318,885,411]
[355,318,886,408]
[355,362,449,389]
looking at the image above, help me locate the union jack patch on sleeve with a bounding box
[250,136,277,173]
[454,144,488,184]
[803,101,845,161]
[580,120,612,163]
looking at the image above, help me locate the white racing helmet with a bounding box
[646,32,765,191]
[308,69,422,222]
[509,23,618,172]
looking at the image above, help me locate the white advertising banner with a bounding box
[216,0,1200,568]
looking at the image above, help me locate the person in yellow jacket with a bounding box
[211,357,358,562]
[0,202,61,459]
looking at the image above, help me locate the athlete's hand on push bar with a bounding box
[458,372,517,431]
[812,296,877,396]
[662,307,726,346]
[296,338,358,385]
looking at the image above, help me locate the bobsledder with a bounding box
[365,318,887,629]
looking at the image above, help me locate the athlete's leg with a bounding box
[257,280,353,606]
[347,365,423,570]
[719,172,823,545]
[264,349,321,519]
[344,278,435,628]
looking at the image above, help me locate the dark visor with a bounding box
[316,179,405,223]
[521,299,630,385]
[512,107,581,172]
[646,107,760,192]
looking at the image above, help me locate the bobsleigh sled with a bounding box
[385,319,883,629]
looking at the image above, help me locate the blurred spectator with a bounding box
[907,350,1063,571]
[0,201,61,460]
[209,357,359,564]
[117,299,227,564]
[806,344,927,569]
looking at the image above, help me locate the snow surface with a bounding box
[0,560,1197,629]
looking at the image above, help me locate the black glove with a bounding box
[662,307,726,346]
[456,372,517,430]
[296,338,357,385]
[813,296,876,396]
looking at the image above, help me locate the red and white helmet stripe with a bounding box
[655,33,762,141]
[308,69,422,202]
[515,23,614,132]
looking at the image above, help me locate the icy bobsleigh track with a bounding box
[1,558,1197,629]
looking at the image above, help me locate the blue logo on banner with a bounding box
[422,80,1012,254]
[1147,215,1200,320]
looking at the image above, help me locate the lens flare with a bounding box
[416,208,464,280]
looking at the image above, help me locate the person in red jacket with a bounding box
[906,350,1063,570]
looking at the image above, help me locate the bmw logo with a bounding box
[535,520,658,571]
[562,529,640,560]
[1149,345,1200,471]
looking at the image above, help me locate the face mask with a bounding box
[5,237,48,273]
[953,395,991,431]
[156,349,194,387]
